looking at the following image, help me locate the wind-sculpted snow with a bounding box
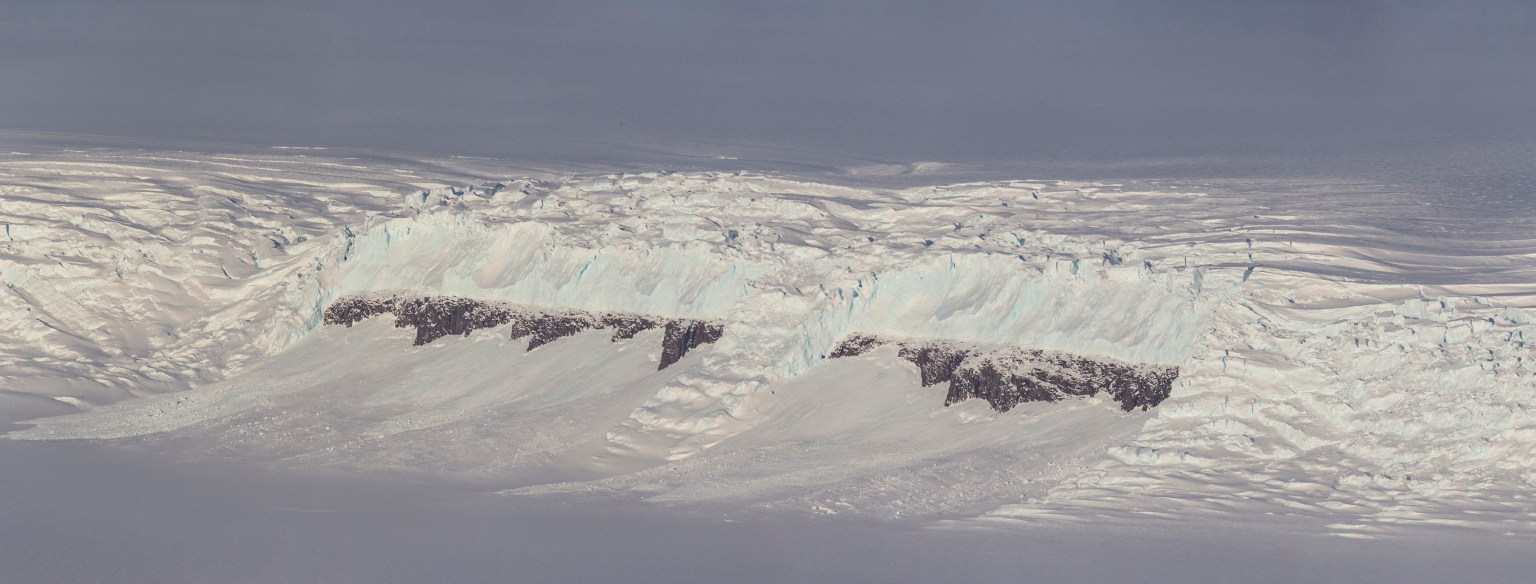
[828,335,1178,412]
[4,146,1536,533]
[322,295,723,368]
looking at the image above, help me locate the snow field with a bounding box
[3,147,1534,530]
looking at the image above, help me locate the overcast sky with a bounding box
[1,1,1532,171]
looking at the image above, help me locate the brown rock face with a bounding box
[827,333,883,358]
[323,296,397,328]
[323,296,521,346]
[829,334,1178,412]
[511,314,595,350]
[604,315,661,342]
[322,295,724,369]
[393,297,515,345]
[896,344,972,388]
[659,320,725,370]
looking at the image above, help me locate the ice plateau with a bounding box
[2,146,1534,535]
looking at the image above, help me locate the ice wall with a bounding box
[328,213,767,318]
[847,254,1227,365]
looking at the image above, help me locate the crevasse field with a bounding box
[2,143,1534,582]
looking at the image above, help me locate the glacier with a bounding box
[2,145,1534,536]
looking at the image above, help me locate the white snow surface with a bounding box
[3,146,1535,534]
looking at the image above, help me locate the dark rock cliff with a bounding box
[322,297,1177,411]
[659,320,725,370]
[393,296,515,345]
[323,295,725,369]
[828,334,1178,412]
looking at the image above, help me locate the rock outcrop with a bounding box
[829,334,1178,412]
[323,296,724,368]
[659,320,725,370]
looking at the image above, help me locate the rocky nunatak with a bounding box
[829,334,1177,412]
[323,296,724,370]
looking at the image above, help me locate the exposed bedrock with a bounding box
[829,334,1178,412]
[322,296,722,368]
[659,320,726,371]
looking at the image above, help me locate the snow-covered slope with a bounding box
[3,146,1534,533]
